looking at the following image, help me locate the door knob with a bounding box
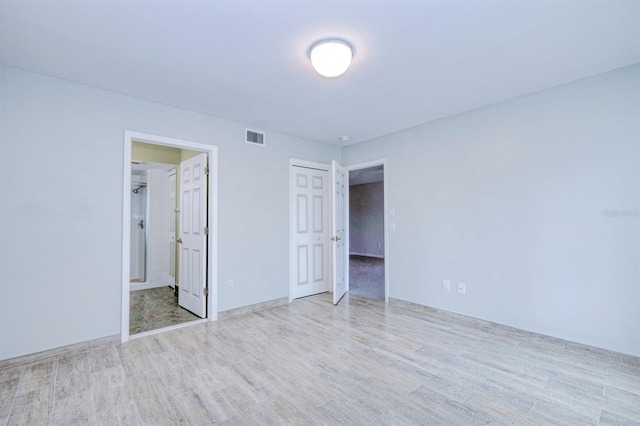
[177,238,183,244]
[331,236,341,241]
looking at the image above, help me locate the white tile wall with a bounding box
[146,169,172,288]
[130,175,148,284]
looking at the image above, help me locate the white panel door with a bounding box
[332,160,348,304]
[168,169,177,288]
[290,166,330,299]
[178,153,208,317]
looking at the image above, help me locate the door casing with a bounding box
[121,131,218,342]
[332,160,348,304]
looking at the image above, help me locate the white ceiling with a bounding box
[1,1,638,147]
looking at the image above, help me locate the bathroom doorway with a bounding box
[128,158,201,335]
[121,131,218,342]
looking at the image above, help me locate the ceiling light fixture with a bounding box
[309,39,353,78]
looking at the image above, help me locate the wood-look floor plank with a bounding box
[7,386,54,426]
[2,293,639,425]
[54,362,90,401]
[0,367,23,384]
[529,397,599,425]
[171,389,230,425]
[93,401,141,426]
[52,391,96,425]
[135,391,187,425]
[599,409,640,426]
[0,378,20,419]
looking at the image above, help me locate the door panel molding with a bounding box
[178,153,208,318]
[289,159,331,302]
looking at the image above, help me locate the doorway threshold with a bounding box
[128,318,208,340]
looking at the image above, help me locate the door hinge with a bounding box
[205,166,209,176]
[204,287,209,296]
[204,226,209,235]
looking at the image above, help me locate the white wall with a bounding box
[1,63,637,360]
[0,66,339,360]
[343,64,640,356]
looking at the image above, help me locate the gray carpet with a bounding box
[129,286,200,335]
[349,255,385,299]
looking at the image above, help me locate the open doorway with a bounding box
[347,163,387,300]
[129,152,201,335]
[121,131,218,342]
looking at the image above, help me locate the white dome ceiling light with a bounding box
[309,39,353,78]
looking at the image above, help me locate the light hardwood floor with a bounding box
[1,293,639,425]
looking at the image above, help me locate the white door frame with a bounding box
[121,131,218,342]
[345,159,389,303]
[331,160,348,304]
[288,158,331,302]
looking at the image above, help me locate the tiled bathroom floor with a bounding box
[129,286,200,335]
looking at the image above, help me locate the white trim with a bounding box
[345,159,389,303]
[331,160,349,305]
[128,318,209,340]
[122,131,219,343]
[288,158,331,302]
[289,158,331,172]
[130,281,171,291]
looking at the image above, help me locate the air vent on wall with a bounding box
[245,129,266,147]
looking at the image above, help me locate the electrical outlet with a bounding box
[457,282,466,295]
[442,280,451,292]
[227,280,234,289]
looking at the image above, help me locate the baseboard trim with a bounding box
[349,252,385,259]
[387,297,640,359]
[0,334,119,368]
[218,297,289,321]
[388,298,529,331]
[130,282,169,291]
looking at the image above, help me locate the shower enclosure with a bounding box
[130,181,147,283]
